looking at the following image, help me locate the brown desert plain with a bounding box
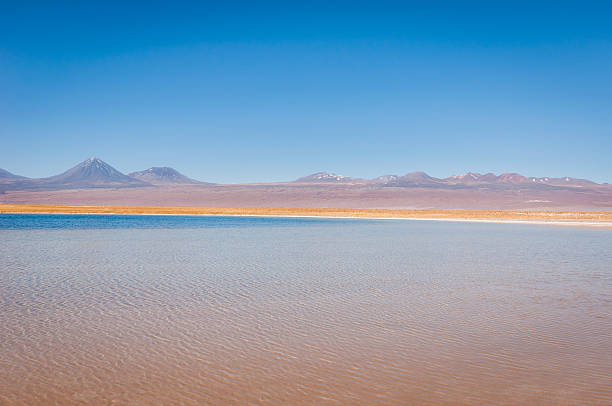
[0,182,611,209]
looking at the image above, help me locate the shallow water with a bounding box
[1,214,611,405]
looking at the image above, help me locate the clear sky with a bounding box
[1,1,611,183]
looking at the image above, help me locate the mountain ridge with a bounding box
[0,161,608,192]
[128,167,204,185]
[295,171,605,188]
[2,162,610,210]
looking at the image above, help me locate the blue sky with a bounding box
[1,1,611,183]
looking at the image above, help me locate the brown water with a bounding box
[0,215,611,405]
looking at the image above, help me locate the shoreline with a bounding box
[1,204,612,228]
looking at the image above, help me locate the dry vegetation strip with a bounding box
[1,204,612,223]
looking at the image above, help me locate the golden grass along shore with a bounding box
[1,204,612,226]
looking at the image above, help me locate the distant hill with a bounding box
[295,172,356,183]
[0,168,26,180]
[128,167,203,185]
[378,172,445,187]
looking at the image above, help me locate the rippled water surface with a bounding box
[1,214,611,405]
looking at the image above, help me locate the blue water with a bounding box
[0,213,364,230]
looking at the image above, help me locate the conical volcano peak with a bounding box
[69,158,128,179]
[35,158,149,188]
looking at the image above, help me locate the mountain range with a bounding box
[0,158,608,192]
[294,170,604,189]
[0,158,204,191]
[1,158,611,210]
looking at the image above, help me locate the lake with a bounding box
[0,214,610,405]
